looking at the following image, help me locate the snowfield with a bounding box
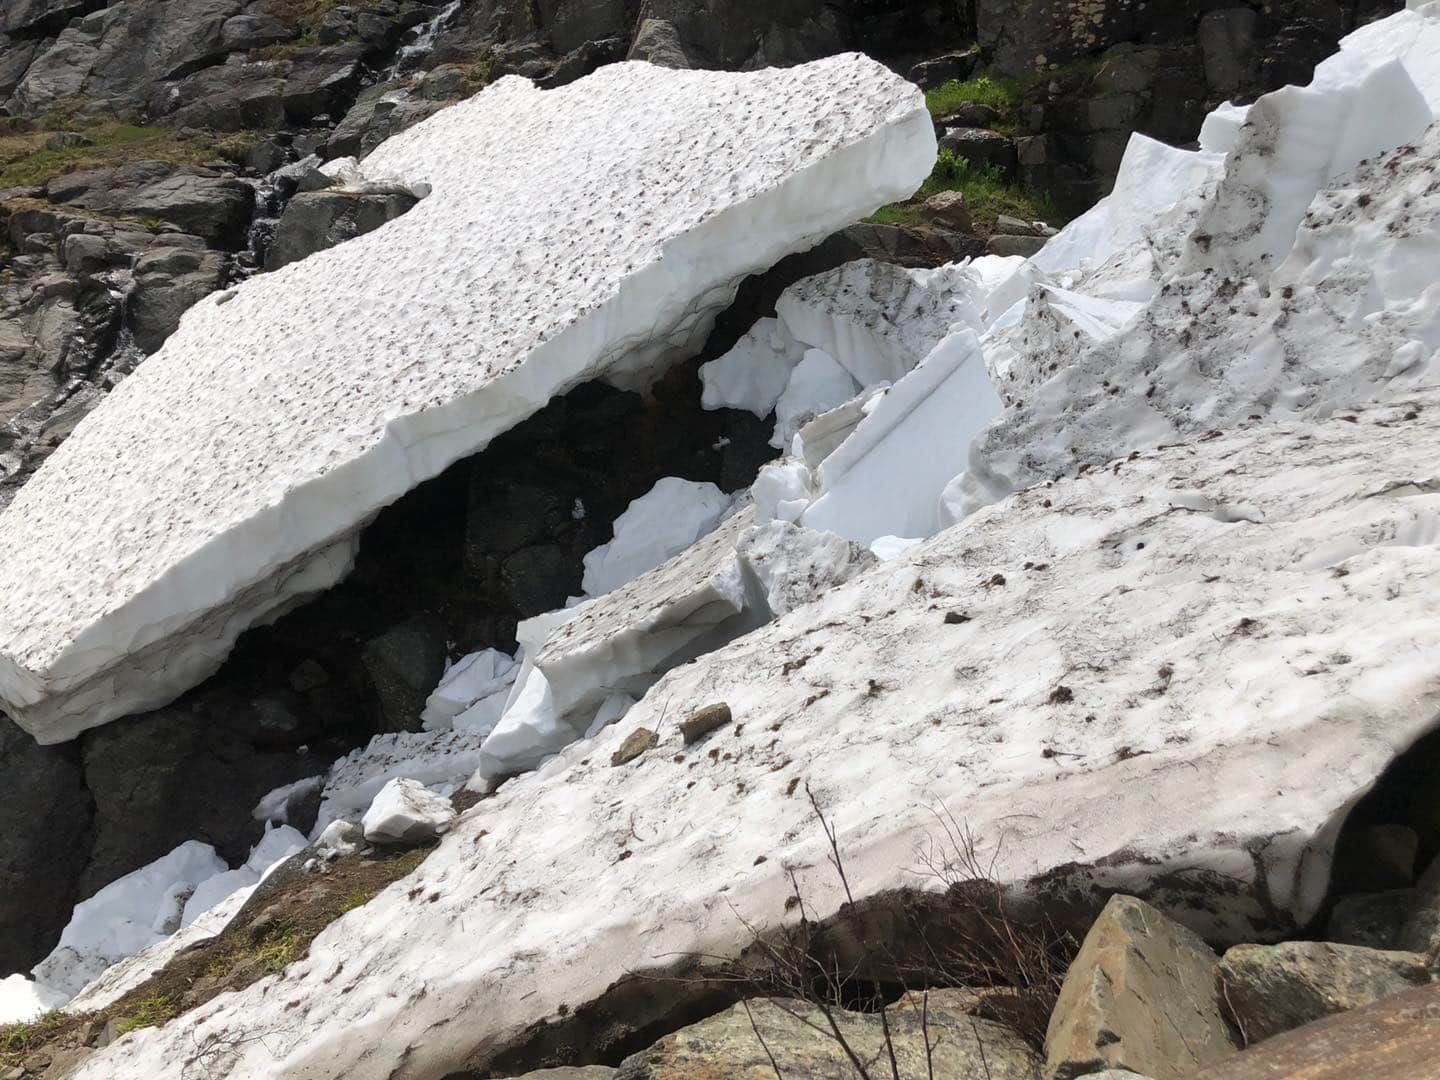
[0,55,935,744]
[73,386,1440,1078]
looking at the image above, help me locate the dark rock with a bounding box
[1191,983,1440,1080]
[1218,941,1432,1045]
[635,0,844,70]
[266,188,420,271]
[1326,890,1416,950]
[935,101,1000,129]
[1398,851,1440,952]
[43,131,92,151]
[1045,894,1237,1079]
[907,48,979,90]
[989,234,1046,257]
[220,13,291,51]
[326,83,444,159]
[538,36,628,89]
[939,126,1016,174]
[360,616,448,734]
[46,164,254,248]
[78,697,330,897]
[1199,8,1261,97]
[0,715,93,973]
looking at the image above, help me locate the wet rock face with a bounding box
[0,717,92,973]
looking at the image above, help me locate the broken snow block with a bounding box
[678,703,731,745]
[361,778,455,845]
[1044,894,1237,1079]
[0,55,935,744]
[610,728,658,767]
[1217,941,1431,1044]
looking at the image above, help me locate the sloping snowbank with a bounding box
[75,386,1440,1079]
[0,55,935,744]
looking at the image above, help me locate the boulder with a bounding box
[939,126,1017,174]
[1191,983,1440,1079]
[613,993,1042,1079]
[1326,890,1416,950]
[1218,941,1432,1045]
[908,48,979,90]
[360,616,449,734]
[45,166,254,248]
[361,777,455,844]
[129,240,229,353]
[265,189,421,271]
[325,82,446,160]
[989,234,1046,258]
[627,18,691,69]
[1045,895,1237,1079]
[1398,853,1440,952]
[923,189,972,231]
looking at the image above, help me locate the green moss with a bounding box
[115,994,179,1036]
[925,57,1104,134]
[866,149,1064,235]
[0,122,265,191]
[339,888,375,913]
[1,1011,71,1066]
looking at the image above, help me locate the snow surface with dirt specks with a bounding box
[0,55,934,744]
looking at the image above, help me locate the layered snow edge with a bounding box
[0,56,935,743]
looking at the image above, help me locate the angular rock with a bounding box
[1045,894,1237,1079]
[923,189,972,231]
[678,703,730,745]
[609,727,657,767]
[989,234,1046,258]
[1219,941,1432,1045]
[627,18,690,69]
[614,994,1042,1079]
[1192,983,1440,1079]
[1399,853,1440,953]
[0,57,934,744]
[908,49,979,90]
[939,127,1016,174]
[265,190,421,271]
[360,616,448,734]
[361,777,455,845]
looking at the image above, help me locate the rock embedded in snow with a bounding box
[677,703,731,745]
[0,54,935,744]
[74,379,1440,1079]
[581,477,732,597]
[361,777,456,845]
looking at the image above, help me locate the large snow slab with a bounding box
[76,387,1440,1080]
[0,56,934,744]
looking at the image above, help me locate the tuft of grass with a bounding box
[866,149,1064,236]
[925,57,1104,134]
[252,924,303,973]
[1,1011,71,1066]
[114,993,179,1036]
[339,888,375,913]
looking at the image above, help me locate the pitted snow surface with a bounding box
[0,55,934,743]
[75,389,1440,1080]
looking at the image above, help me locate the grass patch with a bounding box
[0,121,261,191]
[114,993,179,1036]
[866,149,1064,236]
[925,57,1104,133]
[1,1011,70,1068]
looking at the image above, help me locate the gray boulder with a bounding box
[1045,894,1237,1079]
[1327,890,1416,950]
[266,188,420,271]
[129,237,229,353]
[615,992,1042,1078]
[1218,941,1432,1045]
[360,616,448,734]
[326,82,444,160]
[46,163,254,247]
[627,18,691,69]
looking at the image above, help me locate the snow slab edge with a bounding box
[0,56,935,743]
[76,389,1440,1080]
